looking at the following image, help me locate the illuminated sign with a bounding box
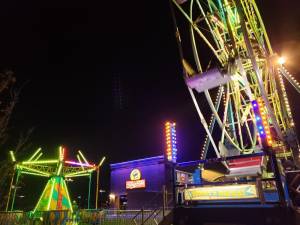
[130,169,141,181]
[184,184,258,201]
[126,168,145,189]
[165,121,177,162]
[126,179,146,190]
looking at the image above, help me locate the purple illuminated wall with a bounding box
[110,155,173,209]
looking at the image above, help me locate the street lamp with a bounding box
[95,156,106,209]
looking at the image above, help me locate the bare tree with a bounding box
[0,71,32,210]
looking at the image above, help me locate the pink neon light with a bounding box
[65,160,95,168]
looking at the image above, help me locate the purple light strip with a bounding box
[65,160,95,168]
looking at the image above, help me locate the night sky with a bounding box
[1,0,300,208]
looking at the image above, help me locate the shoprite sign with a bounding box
[184,184,258,201]
[126,169,146,190]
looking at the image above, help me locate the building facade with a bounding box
[110,155,174,209]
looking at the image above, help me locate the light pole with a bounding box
[95,156,106,209]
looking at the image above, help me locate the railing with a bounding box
[132,193,173,225]
[0,209,172,225]
[0,211,26,225]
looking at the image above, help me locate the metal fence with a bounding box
[0,209,170,225]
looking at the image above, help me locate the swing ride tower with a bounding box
[8,146,97,213]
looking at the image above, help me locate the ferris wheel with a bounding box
[169,0,300,166]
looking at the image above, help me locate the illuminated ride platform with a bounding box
[173,153,299,225]
[163,0,300,223]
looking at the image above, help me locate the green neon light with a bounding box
[65,173,90,178]
[22,160,58,165]
[66,168,94,177]
[78,150,89,164]
[17,165,51,177]
[57,163,62,176]
[9,151,16,162]
[34,152,43,161]
[47,178,55,210]
[20,171,49,177]
[28,148,42,161]
[33,179,51,213]
[62,178,73,212]
[88,174,91,209]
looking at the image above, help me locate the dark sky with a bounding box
[1,0,300,207]
[1,0,300,161]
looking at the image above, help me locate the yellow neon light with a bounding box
[22,160,58,165]
[9,151,16,162]
[47,178,55,210]
[17,165,51,177]
[33,179,51,213]
[20,171,49,177]
[76,154,84,170]
[57,163,62,175]
[98,156,106,167]
[78,150,89,164]
[34,152,43,161]
[184,184,258,201]
[28,148,42,161]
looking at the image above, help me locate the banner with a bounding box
[184,184,258,201]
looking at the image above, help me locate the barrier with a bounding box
[0,209,166,225]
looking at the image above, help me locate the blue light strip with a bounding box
[251,100,266,138]
[110,155,164,169]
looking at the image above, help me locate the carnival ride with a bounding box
[167,0,300,213]
[169,0,300,171]
[7,146,98,214]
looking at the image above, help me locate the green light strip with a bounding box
[56,163,62,176]
[47,178,55,210]
[34,152,43,161]
[65,173,90,178]
[9,151,16,162]
[62,178,73,212]
[20,171,49,177]
[27,148,42,161]
[17,165,51,177]
[33,179,51,213]
[65,168,94,177]
[22,160,58,165]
